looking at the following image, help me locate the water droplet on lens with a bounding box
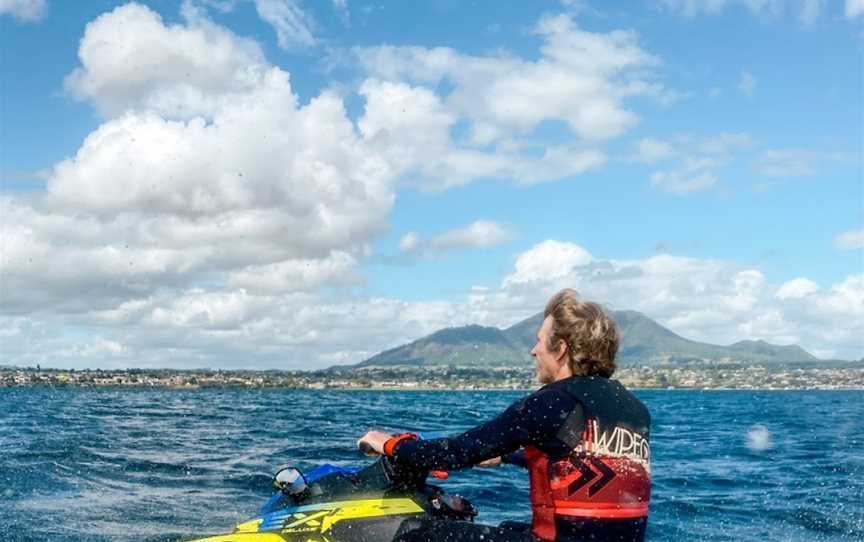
[745,424,772,452]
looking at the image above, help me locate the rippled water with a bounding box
[1,388,862,541]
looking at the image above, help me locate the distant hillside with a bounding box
[726,339,816,361]
[356,325,525,367]
[354,310,818,368]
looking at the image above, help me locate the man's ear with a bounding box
[556,339,568,363]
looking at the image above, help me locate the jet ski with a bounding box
[185,436,478,542]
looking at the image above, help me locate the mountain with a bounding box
[726,339,816,361]
[355,325,525,367]
[354,310,818,368]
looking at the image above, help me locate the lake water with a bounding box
[1,388,862,541]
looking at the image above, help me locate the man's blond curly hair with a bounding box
[544,289,619,378]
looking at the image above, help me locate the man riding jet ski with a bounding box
[359,289,652,542]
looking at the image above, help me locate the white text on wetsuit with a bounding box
[584,420,650,470]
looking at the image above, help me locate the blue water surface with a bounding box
[1,388,862,541]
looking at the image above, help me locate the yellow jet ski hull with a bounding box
[186,497,426,542]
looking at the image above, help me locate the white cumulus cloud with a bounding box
[503,240,593,286]
[347,13,666,188]
[65,2,268,119]
[399,221,515,257]
[356,15,661,143]
[4,237,864,367]
[431,221,515,250]
[227,252,362,294]
[356,76,608,189]
[775,278,819,300]
[3,3,396,316]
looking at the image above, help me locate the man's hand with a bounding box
[477,456,502,467]
[357,430,392,455]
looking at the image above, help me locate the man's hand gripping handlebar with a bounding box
[357,431,449,480]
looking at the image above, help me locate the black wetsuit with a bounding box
[391,376,650,542]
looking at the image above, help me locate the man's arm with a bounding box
[390,388,577,474]
[501,449,527,468]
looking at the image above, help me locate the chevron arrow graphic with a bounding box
[567,457,597,494]
[587,457,616,497]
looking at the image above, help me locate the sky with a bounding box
[0,0,862,369]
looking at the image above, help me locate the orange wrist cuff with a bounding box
[384,433,417,456]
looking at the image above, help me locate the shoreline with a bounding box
[4,364,862,391]
[3,383,862,391]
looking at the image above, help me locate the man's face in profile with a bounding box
[532,316,562,384]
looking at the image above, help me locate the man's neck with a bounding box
[553,364,573,382]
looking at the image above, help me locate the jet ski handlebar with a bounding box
[357,432,449,480]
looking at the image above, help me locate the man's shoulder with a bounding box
[542,376,640,403]
[541,375,599,393]
[523,378,581,407]
[556,375,628,391]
